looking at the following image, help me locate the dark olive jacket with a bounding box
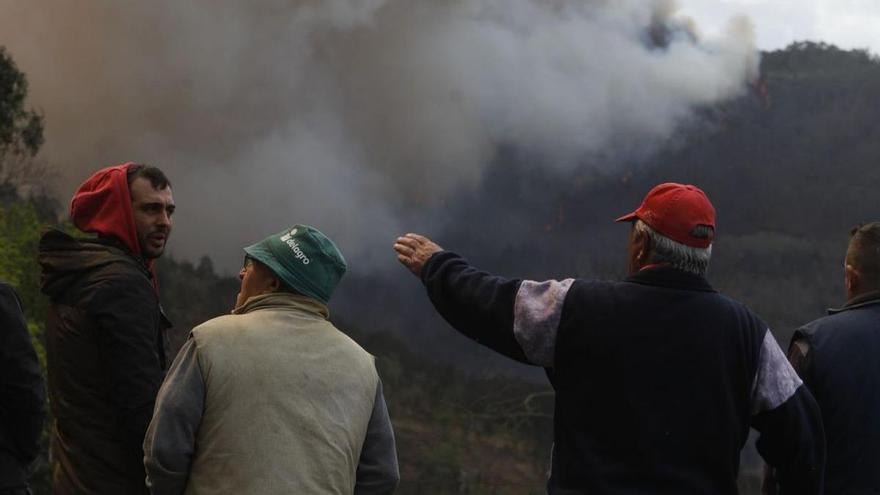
[0,283,46,490]
[39,229,171,495]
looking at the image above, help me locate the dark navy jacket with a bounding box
[794,291,880,495]
[0,283,46,490]
[422,251,825,495]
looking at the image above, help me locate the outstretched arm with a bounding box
[394,234,572,367]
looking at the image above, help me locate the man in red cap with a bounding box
[394,182,825,495]
[38,163,175,494]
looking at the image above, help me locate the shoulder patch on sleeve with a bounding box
[513,279,574,367]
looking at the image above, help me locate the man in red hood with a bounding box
[38,163,175,494]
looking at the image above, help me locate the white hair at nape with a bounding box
[633,219,713,277]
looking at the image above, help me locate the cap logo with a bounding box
[279,229,310,265]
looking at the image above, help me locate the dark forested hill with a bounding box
[335,42,880,371]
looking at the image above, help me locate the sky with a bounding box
[679,0,880,55]
[1,0,878,273]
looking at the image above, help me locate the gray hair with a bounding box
[633,219,712,276]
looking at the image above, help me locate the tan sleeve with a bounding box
[787,339,810,377]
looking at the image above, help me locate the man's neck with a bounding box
[846,288,880,303]
[97,235,151,266]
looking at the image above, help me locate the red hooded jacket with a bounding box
[69,163,158,290]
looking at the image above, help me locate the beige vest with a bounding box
[185,293,378,495]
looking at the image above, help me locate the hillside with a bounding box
[337,41,880,367]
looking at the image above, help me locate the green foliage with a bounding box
[0,201,47,318]
[0,47,43,159]
[0,198,58,494]
[0,199,63,370]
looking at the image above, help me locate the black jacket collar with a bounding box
[624,265,716,293]
[828,290,880,315]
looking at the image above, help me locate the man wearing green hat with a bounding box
[143,225,399,495]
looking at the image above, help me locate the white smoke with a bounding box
[0,0,758,271]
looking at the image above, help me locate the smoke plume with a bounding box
[0,0,758,272]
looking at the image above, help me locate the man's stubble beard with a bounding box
[140,233,169,260]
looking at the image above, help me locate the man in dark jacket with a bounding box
[394,182,825,495]
[0,283,45,495]
[785,221,880,494]
[38,163,175,494]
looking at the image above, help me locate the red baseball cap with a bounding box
[615,182,716,248]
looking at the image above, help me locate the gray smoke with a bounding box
[0,0,758,272]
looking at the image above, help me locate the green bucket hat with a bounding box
[243,225,347,304]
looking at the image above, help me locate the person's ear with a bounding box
[268,275,282,292]
[635,232,651,263]
[845,263,860,295]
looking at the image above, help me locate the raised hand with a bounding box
[393,233,443,277]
